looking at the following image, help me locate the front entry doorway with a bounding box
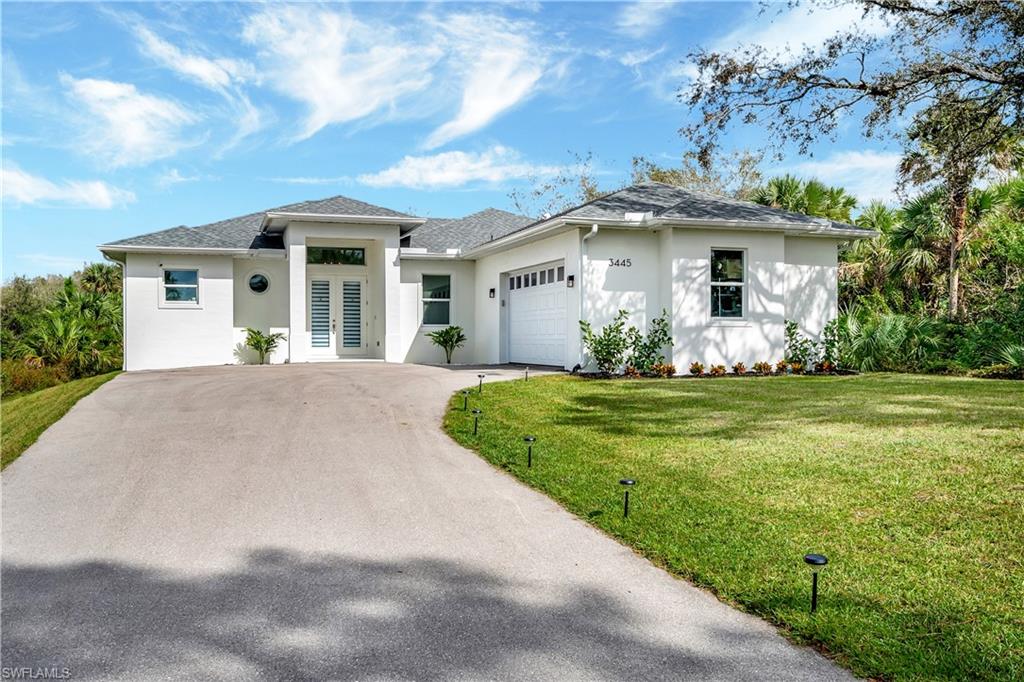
[308,276,369,357]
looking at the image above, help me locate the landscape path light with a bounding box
[619,479,636,518]
[803,553,828,613]
[461,390,470,411]
[478,374,486,394]
[472,409,482,436]
[523,436,536,467]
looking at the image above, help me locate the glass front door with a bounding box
[308,276,368,357]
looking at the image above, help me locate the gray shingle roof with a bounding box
[101,195,415,250]
[406,208,532,253]
[502,182,868,237]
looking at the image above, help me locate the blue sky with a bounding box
[2,1,902,278]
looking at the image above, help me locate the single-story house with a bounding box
[98,182,874,371]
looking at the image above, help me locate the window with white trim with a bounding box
[422,274,451,325]
[163,269,199,305]
[710,250,744,318]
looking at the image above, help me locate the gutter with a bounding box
[97,244,284,257]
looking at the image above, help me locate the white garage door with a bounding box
[508,262,567,367]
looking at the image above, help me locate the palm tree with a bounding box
[751,175,858,222]
[79,263,122,295]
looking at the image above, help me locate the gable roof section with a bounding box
[101,195,416,251]
[406,208,532,253]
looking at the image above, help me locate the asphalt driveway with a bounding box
[2,363,852,680]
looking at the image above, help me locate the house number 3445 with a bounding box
[609,258,632,267]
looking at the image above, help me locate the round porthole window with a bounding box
[248,273,270,294]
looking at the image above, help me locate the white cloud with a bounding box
[783,150,902,204]
[16,254,88,271]
[713,3,891,63]
[267,176,352,185]
[241,5,440,141]
[61,74,198,167]
[157,168,202,187]
[2,165,135,208]
[620,47,665,70]
[422,13,548,149]
[357,145,559,189]
[615,2,677,39]
[128,21,264,148]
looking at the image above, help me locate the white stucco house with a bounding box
[98,183,874,372]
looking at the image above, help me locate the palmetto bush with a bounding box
[10,279,121,379]
[837,306,944,372]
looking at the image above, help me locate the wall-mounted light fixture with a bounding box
[489,288,496,299]
[566,275,575,288]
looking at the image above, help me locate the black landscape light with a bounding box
[478,373,486,394]
[524,436,536,467]
[524,366,530,382]
[472,408,482,435]
[461,390,470,411]
[804,553,828,613]
[619,479,636,518]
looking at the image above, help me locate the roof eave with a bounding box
[98,244,262,256]
[261,212,426,232]
[652,217,877,239]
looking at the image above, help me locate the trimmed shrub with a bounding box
[732,362,747,375]
[753,361,773,375]
[689,361,704,376]
[709,364,726,376]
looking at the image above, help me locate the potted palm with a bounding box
[425,325,467,364]
[244,327,286,365]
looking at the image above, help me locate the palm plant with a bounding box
[751,175,858,222]
[244,328,286,365]
[79,263,122,295]
[425,325,468,364]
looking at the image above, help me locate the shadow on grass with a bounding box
[0,549,847,680]
[553,377,1024,441]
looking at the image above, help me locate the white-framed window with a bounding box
[422,274,451,325]
[162,269,199,306]
[247,272,270,295]
[710,249,745,318]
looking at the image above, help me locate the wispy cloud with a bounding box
[156,168,207,188]
[422,13,548,149]
[358,145,558,189]
[266,176,352,185]
[782,150,902,204]
[241,5,440,142]
[16,254,88,271]
[60,74,199,167]
[2,165,135,208]
[615,2,677,39]
[124,17,264,149]
[714,3,891,62]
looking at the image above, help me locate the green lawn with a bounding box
[444,374,1024,681]
[1,372,119,469]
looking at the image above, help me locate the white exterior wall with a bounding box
[582,228,662,335]
[671,228,787,368]
[398,259,476,364]
[284,222,401,363]
[232,257,289,364]
[784,237,840,340]
[123,253,235,370]
[474,230,582,368]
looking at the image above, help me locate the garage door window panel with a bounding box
[423,274,451,326]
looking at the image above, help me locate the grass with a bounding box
[2,372,119,469]
[444,374,1024,681]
